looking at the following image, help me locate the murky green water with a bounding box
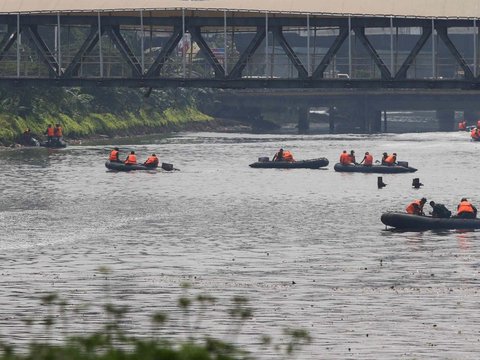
[1,130,479,359]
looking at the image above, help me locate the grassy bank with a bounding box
[0,107,212,146]
[0,86,215,146]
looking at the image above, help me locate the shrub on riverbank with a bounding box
[0,86,213,145]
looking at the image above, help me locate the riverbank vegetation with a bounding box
[0,269,311,360]
[0,85,213,145]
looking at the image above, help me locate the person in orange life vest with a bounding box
[45,124,54,144]
[109,147,120,162]
[458,121,467,130]
[144,153,159,168]
[339,150,351,165]
[470,128,480,140]
[456,198,477,219]
[282,150,294,162]
[384,153,397,166]
[54,123,63,139]
[360,151,373,166]
[272,148,284,161]
[125,150,137,165]
[406,197,427,215]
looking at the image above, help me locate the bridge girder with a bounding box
[0,14,479,89]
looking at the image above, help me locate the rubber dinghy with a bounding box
[381,212,480,230]
[249,157,329,169]
[40,139,67,148]
[334,162,417,173]
[105,161,174,172]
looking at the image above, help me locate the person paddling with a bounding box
[360,152,373,166]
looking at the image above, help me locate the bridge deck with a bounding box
[0,0,479,20]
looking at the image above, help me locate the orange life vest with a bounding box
[125,154,137,164]
[384,155,396,164]
[340,153,351,165]
[145,156,158,165]
[283,151,294,162]
[406,200,423,215]
[457,201,474,215]
[47,127,54,137]
[363,154,373,166]
[109,150,119,161]
[54,126,63,137]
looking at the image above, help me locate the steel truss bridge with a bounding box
[1,11,480,90]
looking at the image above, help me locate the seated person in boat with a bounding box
[429,201,451,218]
[272,148,284,161]
[125,150,137,165]
[470,128,480,140]
[360,151,373,166]
[348,150,357,164]
[54,123,63,142]
[456,198,477,219]
[383,153,397,166]
[109,147,121,162]
[273,148,294,162]
[339,150,350,165]
[339,150,355,165]
[144,153,159,168]
[45,124,54,144]
[406,197,427,215]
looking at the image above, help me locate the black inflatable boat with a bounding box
[105,161,175,172]
[334,162,417,173]
[249,157,329,169]
[381,212,480,230]
[40,139,67,148]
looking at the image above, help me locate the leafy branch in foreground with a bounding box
[0,269,311,360]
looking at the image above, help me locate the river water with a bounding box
[1,130,480,359]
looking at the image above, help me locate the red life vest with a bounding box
[406,200,423,215]
[384,155,396,164]
[457,201,474,215]
[125,154,137,164]
[109,150,119,161]
[363,154,373,166]
[340,153,351,165]
[283,151,294,162]
[458,121,466,130]
[47,127,54,137]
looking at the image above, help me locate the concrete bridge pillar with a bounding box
[298,106,310,134]
[436,110,455,131]
[367,109,382,133]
